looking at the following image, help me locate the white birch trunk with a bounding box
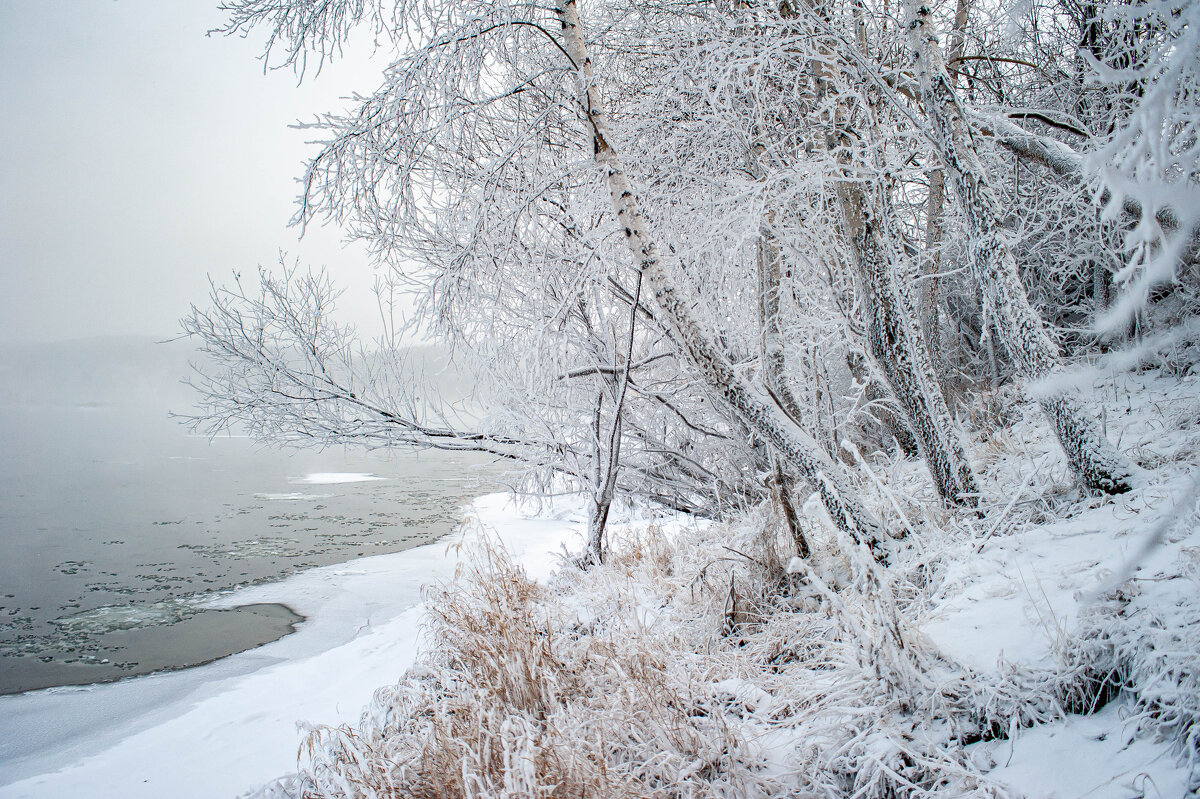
[905,0,1132,494]
[837,180,980,506]
[559,0,884,552]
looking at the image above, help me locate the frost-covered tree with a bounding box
[199,0,891,560]
[1084,0,1200,334]
[186,0,1199,564]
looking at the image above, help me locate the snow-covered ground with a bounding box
[0,493,584,799]
[973,701,1193,799]
[2,375,1198,798]
[225,371,1195,798]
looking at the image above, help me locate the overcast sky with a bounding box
[0,0,390,344]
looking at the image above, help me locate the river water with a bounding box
[0,339,493,695]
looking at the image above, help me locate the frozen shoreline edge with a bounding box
[0,491,586,799]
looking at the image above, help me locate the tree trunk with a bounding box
[837,180,980,506]
[758,222,818,557]
[583,392,616,566]
[921,0,966,387]
[922,167,947,377]
[559,0,884,554]
[846,349,919,457]
[802,0,976,506]
[583,273,643,567]
[769,458,810,558]
[906,0,1132,494]
[823,13,977,507]
[757,217,811,431]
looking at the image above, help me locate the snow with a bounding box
[972,702,1193,799]
[3,376,1199,798]
[291,472,386,484]
[920,376,1200,675]
[0,492,584,799]
[918,501,1141,673]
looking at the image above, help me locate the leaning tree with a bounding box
[187,0,1200,562]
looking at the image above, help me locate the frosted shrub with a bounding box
[1088,0,1200,336]
[290,533,774,798]
[281,514,1015,798]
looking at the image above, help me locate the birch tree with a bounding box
[187,0,1195,574]
[905,0,1134,494]
[558,0,884,551]
[207,0,897,556]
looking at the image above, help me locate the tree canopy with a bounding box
[187,0,1200,563]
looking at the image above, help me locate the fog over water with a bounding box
[0,2,465,695]
[0,337,493,694]
[0,0,392,345]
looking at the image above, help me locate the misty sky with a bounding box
[0,0,390,344]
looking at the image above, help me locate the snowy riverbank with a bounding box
[0,493,584,799]
[3,375,1199,798]
[226,371,1197,799]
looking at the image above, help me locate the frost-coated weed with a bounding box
[278,520,998,798]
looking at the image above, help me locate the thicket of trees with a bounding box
[187,0,1199,565]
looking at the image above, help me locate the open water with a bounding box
[0,338,492,694]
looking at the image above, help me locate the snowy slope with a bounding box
[233,371,1198,798]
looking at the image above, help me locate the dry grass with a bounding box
[276,515,1012,798]
[286,530,779,798]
